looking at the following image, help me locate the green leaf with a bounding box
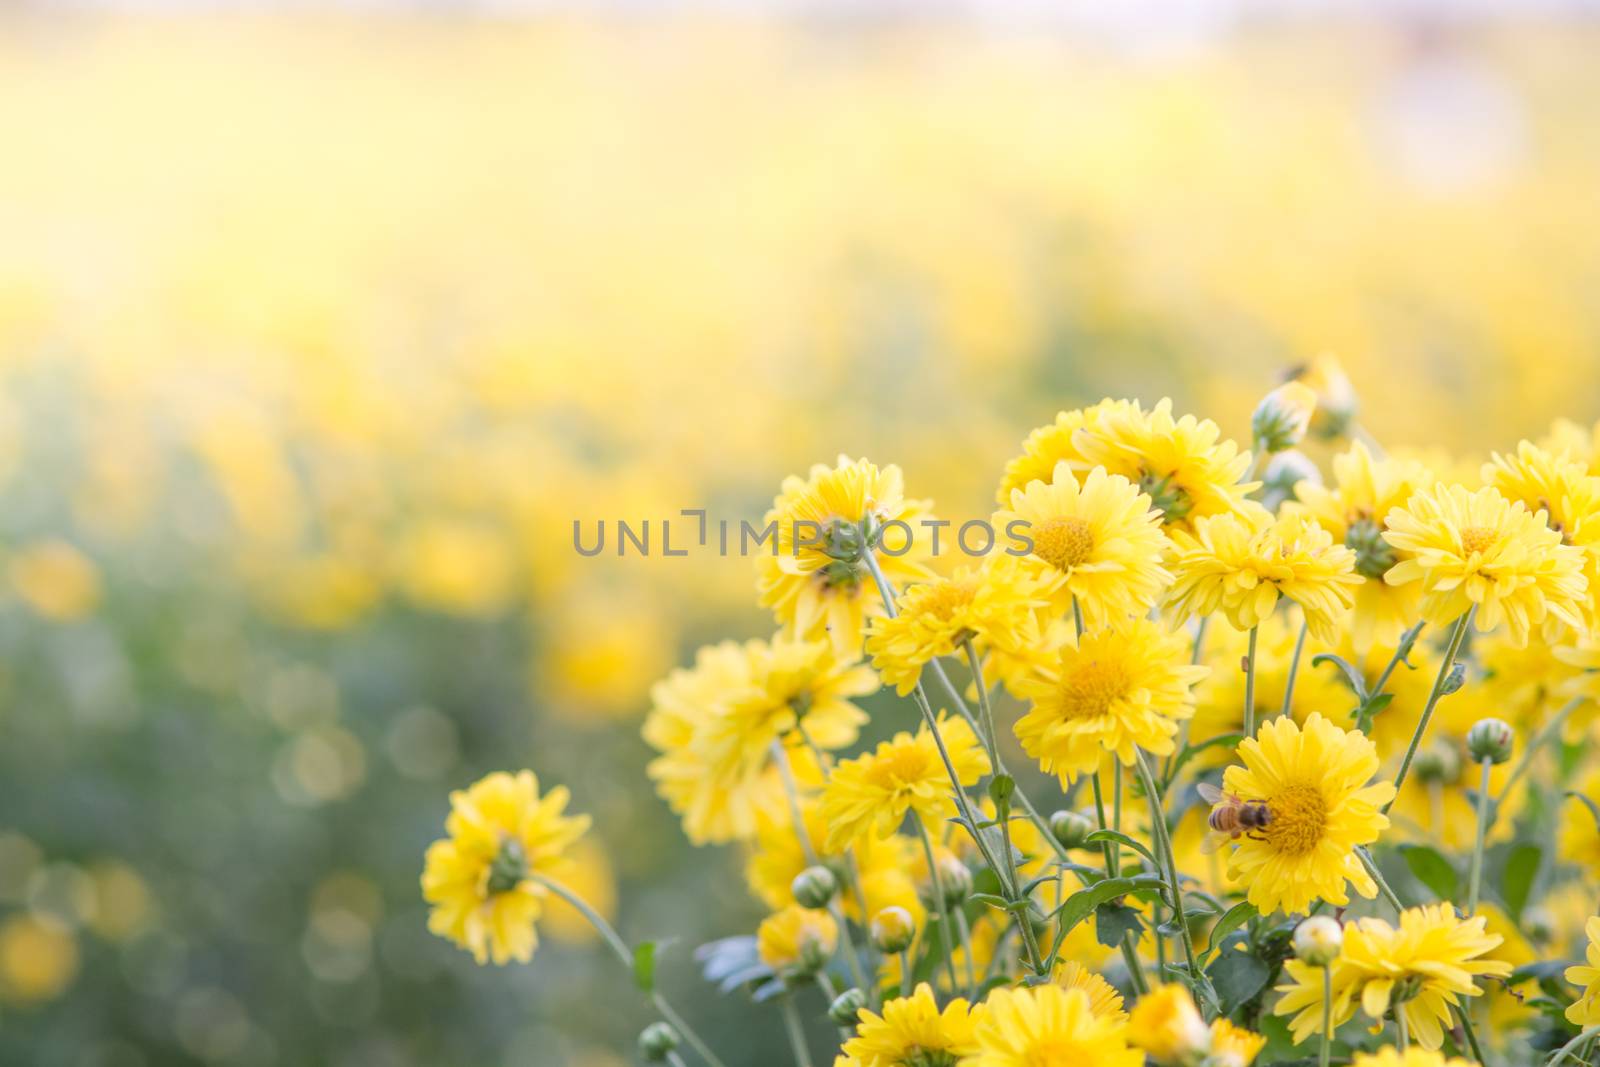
[1043,875,1161,963]
[1502,843,1542,920]
[988,774,1015,808]
[1399,844,1459,902]
[1163,733,1244,787]
[1204,900,1258,962]
[1510,960,1575,984]
[1206,944,1271,1012]
[1082,828,1158,868]
[968,893,1011,912]
[633,941,659,993]
[1360,691,1395,719]
[1095,902,1144,949]
[1311,652,1369,701]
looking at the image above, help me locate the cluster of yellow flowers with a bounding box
[422,360,1600,1066]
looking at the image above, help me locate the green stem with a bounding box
[1466,758,1492,914]
[1243,625,1260,739]
[1282,614,1309,719]
[1370,621,1425,698]
[533,876,729,1067]
[1549,1025,1600,1066]
[1134,750,1204,999]
[779,993,815,1067]
[1089,770,1148,994]
[1320,965,1332,1067]
[913,815,962,995]
[1456,1003,1486,1065]
[953,906,979,997]
[899,949,913,998]
[1384,608,1474,814]
[1355,847,1403,913]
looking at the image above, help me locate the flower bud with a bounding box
[1251,382,1317,454]
[828,987,868,1026]
[930,855,972,908]
[1439,662,1467,697]
[1467,718,1514,765]
[1292,915,1344,967]
[870,906,915,954]
[1128,983,1212,1064]
[638,1022,680,1062]
[1259,449,1321,511]
[1048,809,1094,850]
[791,865,839,910]
[1413,739,1462,784]
[1289,356,1358,440]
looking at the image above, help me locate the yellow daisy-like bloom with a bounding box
[1219,713,1395,915]
[756,904,838,974]
[1350,1050,1474,1067]
[1275,904,1511,1050]
[866,558,1047,697]
[1127,983,1211,1063]
[1565,917,1600,1025]
[420,770,589,965]
[1484,440,1600,634]
[1381,482,1588,647]
[843,982,983,1066]
[643,637,873,845]
[1287,441,1437,648]
[1053,960,1126,1022]
[993,462,1172,628]
[1542,416,1600,476]
[1209,1019,1266,1066]
[960,985,1142,1067]
[994,399,1136,506]
[1013,619,1208,785]
[1167,506,1362,644]
[821,715,990,851]
[1072,397,1256,532]
[758,455,934,660]
[744,797,924,926]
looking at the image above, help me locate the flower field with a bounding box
[3,11,1600,1067]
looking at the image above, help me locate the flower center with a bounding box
[486,836,529,895]
[1033,517,1096,570]
[1264,783,1328,857]
[1060,658,1132,719]
[1459,525,1497,556]
[920,578,979,622]
[1022,1039,1081,1067]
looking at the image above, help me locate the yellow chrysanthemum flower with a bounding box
[744,796,924,926]
[1287,441,1437,647]
[1382,482,1588,647]
[960,985,1142,1067]
[1053,960,1126,1022]
[1013,619,1208,785]
[1484,440,1600,634]
[1275,904,1511,1050]
[843,982,983,1066]
[821,715,990,850]
[994,399,1135,506]
[1209,1018,1266,1066]
[757,456,934,660]
[1219,713,1394,915]
[1127,983,1211,1063]
[643,637,873,845]
[992,462,1172,627]
[1072,397,1256,532]
[1541,416,1600,476]
[867,558,1047,696]
[1167,506,1362,644]
[420,770,589,965]
[1565,916,1600,1025]
[756,904,838,975]
[1350,1049,1474,1067]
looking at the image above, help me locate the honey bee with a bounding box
[1196,783,1272,853]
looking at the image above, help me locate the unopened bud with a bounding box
[870,906,915,954]
[828,987,868,1026]
[1260,449,1321,511]
[1413,740,1462,784]
[1252,382,1317,454]
[792,865,839,910]
[638,1022,680,1062]
[1467,718,1514,764]
[1049,809,1094,850]
[930,855,972,908]
[1289,356,1358,440]
[1292,915,1344,967]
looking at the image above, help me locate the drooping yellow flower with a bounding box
[1127,983,1211,1064]
[1275,904,1511,1050]
[420,770,590,965]
[744,796,924,926]
[960,985,1142,1067]
[1053,960,1126,1022]
[1566,916,1600,1026]
[866,557,1047,696]
[821,716,989,850]
[1167,506,1362,644]
[1208,1018,1266,1066]
[1350,1050,1474,1067]
[1071,397,1256,532]
[843,982,983,1066]
[1382,482,1587,647]
[1484,440,1600,634]
[643,637,873,845]
[756,904,838,975]
[757,456,935,659]
[1013,619,1208,785]
[994,399,1135,505]
[992,462,1172,627]
[1219,713,1394,915]
[1287,441,1438,647]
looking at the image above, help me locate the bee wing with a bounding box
[1198,828,1232,855]
[1195,783,1224,804]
